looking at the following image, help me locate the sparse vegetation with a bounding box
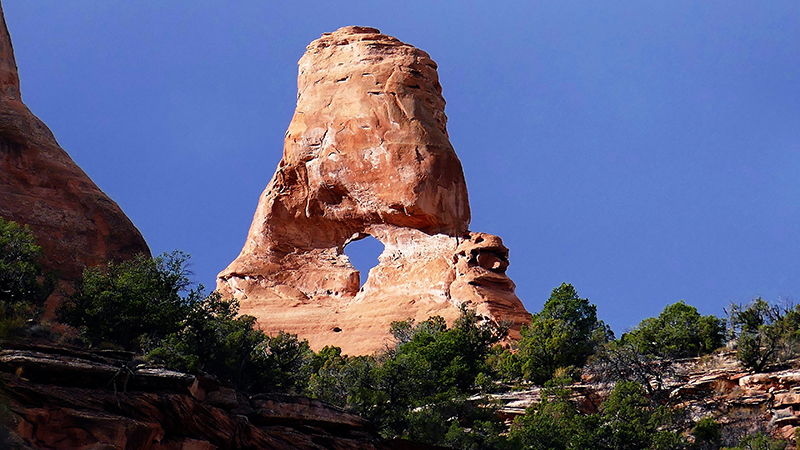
[3,229,797,449]
[724,432,787,450]
[590,301,726,402]
[726,298,800,372]
[509,379,687,450]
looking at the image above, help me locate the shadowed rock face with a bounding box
[0,3,150,283]
[0,343,439,450]
[218,26,531,355]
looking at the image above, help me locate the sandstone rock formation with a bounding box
[488,352,800,446]
[218,26,531,355]
[0,342,439,449]
[5,345,800,449]
[0,3,150,283]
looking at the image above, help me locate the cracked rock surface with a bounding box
[0,342,438,450]
[218,26,531,355]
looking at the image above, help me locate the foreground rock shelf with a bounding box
[0,342,437,450]
[5,343,800,448]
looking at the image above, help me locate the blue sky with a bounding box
[5,1,799,335]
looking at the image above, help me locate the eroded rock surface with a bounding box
[0,3,149,283]
[218,26,531,355]
[486,353,800,446]
[0,342,438,450]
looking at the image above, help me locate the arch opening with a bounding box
[344,234,384,287]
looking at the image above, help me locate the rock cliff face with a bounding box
[5,347,799,449]
[0,343,439,450]
[0,3,150,283]
[217,27,531,355]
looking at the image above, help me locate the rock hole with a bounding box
[332,327,342,333]
[344,235,384,287]
[317,184,347,206]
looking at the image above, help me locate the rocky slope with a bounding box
[218,26,531,355]
[0,2,150,285]
[486,353,800,447]
[5,344,800,449]
[0,342,439,450]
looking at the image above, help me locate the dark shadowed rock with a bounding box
[0,343,443,450]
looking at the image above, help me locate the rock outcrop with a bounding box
[486,353,800,447]
[0,3,150,284]
[217,26,531,355]
[0,342,440,450]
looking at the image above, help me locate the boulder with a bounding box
[218,26,531,354]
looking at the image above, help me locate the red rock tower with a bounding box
[218,27,530,354]
[0,4,150,283]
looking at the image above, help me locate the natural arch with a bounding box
[343,234,384,287]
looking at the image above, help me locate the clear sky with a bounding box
[5,1,799,335]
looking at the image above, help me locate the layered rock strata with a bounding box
[0,342,438,449]
[0,3,150,283]
[218,26,531,355]
[487,353,800,445]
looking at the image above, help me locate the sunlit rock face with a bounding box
[218,26,530,355]
[0,4,150,285]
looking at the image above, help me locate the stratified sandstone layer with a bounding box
[218,27,530,355]
[0,4,150,282]
[0,342,438,450]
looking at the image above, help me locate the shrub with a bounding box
[508,377,587,450]
[591,301,725,402]
[306,346,376,407]
[509,380,686,450]
[625,301,725,359]
[727,298,800,372]
[384,306,506,397]
[372,308,507,437]
[508,283,611,384]
[595,381,687,450]
[147,293,312,394]
[692,417,721,450]
[724,432,786,450]
[57,251,201,350]
[254,330,313,393]
[0,217,54,339]
[590,336,677,402]
[308,307,509,448]
[57,250,314,394]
